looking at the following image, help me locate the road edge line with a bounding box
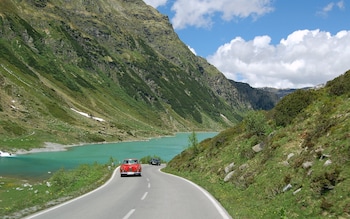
[159,168,232,219]
[24,167,120,219]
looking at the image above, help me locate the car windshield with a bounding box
[123,159,138,164]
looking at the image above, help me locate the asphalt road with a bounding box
[25,165,232,219]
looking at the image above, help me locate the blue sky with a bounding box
[143,0,350,88]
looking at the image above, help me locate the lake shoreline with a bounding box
[12,131,218,155]
[14,135,174,155]
[1,132,218,180]
[14,142,75,155]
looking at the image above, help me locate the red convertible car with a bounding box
[120,158,142,177]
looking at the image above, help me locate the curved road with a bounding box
[25,165,232,219]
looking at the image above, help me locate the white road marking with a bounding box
[122,209,135,219]
[141,192,148,200]
[24,167,121,219]
[148,182,151,188]
[159,169,232,219]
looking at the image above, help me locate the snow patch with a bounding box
[70,108,105,122]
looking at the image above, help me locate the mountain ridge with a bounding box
[0,0,277,150]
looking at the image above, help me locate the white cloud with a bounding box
[317,0,345,16]
[143,0,168,8]
[207,30,350,88]
[337,0,345,9]
[324,2,336,13]
[188,45,197,55]
[171,0,274,29]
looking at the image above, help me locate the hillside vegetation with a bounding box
[165,71,350,218]
[0,0,279,151]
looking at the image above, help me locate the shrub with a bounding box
[243,111,270,136]
[273,89,317,127]
[188,131,199,154]
[326,71,350,96]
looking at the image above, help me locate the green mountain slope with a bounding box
[165,70,350,218]
[0,0,277,150]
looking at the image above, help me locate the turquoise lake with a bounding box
[0,132,217,179]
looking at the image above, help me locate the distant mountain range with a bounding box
[260,85,326,99]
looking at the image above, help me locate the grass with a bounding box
[163,75,350,218]
[1,1,349,217]
[0,154,166,219]
[0,163,113,218]
[0,0,242,154]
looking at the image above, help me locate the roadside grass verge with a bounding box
[163,92,350,218]
[1,155,161,219]
[0,163,114,219]
[163,124,350,218]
